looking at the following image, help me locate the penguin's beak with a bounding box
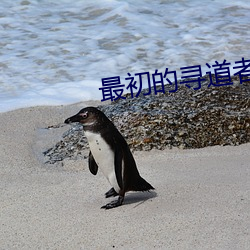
[64,114,81,124]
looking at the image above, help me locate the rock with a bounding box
[43,74,250,164]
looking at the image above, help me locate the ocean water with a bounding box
[0,0,249,112]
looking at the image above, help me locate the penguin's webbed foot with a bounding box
[105,187,118,198]
[101,196,124,209]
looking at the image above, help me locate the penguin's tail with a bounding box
[132,176,154,192]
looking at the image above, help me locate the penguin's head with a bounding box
[65,107,109,129]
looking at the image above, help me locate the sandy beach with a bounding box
[0,101,249,249]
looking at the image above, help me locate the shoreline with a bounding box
[0,102,249,249]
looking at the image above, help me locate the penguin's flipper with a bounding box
[105,187,118,198]
[114,146,124,190]
[88,151,98,175]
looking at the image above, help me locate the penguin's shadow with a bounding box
[123,191,157,208]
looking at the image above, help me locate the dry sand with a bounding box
[0,101,249,249]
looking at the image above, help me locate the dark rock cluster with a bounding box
[43,75,250,164]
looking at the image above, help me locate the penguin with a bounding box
[65,107,154,209]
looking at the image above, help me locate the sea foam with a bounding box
[0,0,249,112]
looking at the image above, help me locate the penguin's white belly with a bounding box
[85,131,120,193]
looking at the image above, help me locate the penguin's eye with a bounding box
[79,112,88,119]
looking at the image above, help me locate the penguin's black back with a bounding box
[99,116,154,192]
